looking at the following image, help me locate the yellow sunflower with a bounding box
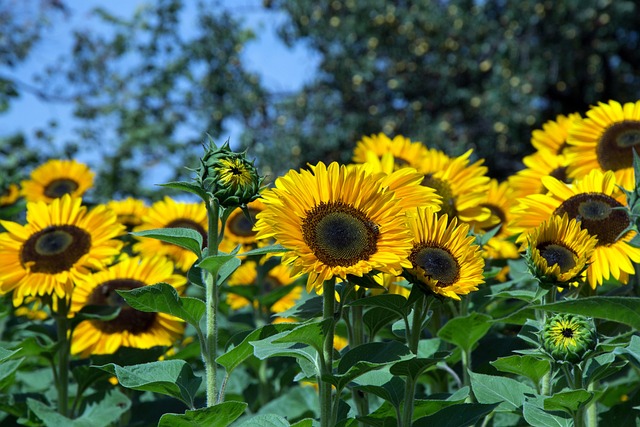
[0,184,20,207]
[405,207,485,300]
[224,199,266,245]
[566,100,640,190]
[352,133,429,171]
[511,169,640,288]
[21,159,94,203]
[0,195,124,305]
[107,197,149,230]
[419,149,493,225]
[531,112,582,155]
[508,151,572,201]
[255,162,419,294]
[132,196,208,271]
[70,255,186,357]
[522,214,598,286]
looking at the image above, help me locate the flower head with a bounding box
[21,159,94,203]
[541,313,597,364]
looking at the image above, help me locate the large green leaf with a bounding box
[273,319,333,354]
[583,352,627,385]
[235,414,292,427]
[352,371,405,408]
[437,312,493,353]
[250,332,320,377]
[348,294,411,317]
[614,334,640,368]
[543,390,593,414]
[532,297,640,329]
[522,401,572,427]
[158,401,247,427]
[239,244,288,257]
[132,227,203,257]
[197,251,240,278]
[362,307,402,338]
[159,181,209,202]
[255,386,318,419]
[490,355,550,388]
[469,371,536,411]
[389,355,446,381]
[412,403,499,427]
[97,360,202,409]
[117,282,205,328]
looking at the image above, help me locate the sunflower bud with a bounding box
[541,313,597,364]
[196,139,263,208]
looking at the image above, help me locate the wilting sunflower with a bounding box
[420,149,493,225]
[508,151,572,200]
[132,197,208,270]
[226,260,302,313]
[566,100,640,190]
[255,162,421,294]
[21,159,94,203]
[405,207,485,300]
[522,214,598,287]
[0,184,20,207]
[224,199,266,245]
[511,169,640,288]
[531,113,582,155]
[0,195,124,305]
[352,133,429,171]
[107,197,149,230]
[70,255,186,357]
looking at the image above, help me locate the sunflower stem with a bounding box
[346,287,369,419]
[53,296,71,417]
[400,293,426,427]
[539,288,556,396]
[204,199,221,407]
[573,365,586,427]
[320,279,336,427]
[586,381,598,427]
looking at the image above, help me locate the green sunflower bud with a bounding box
[196,139,263,208]
[541,313,597,364]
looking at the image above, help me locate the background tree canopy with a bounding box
[2,0,639,199]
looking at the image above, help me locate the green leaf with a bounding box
[159,181,209,202]
[469,371,536,411]
[255,386,319,419]
[348,294,411,317]
[543,390,593,414]
[389,355,446,381]
[250,332,320,378]
[362,306,402,338]
[27,389,131,427]
[239,244,288,257]
[412,403,499,427]
[352,371,405,408]
[277,294,323,319]
[97,359,202,409]
[218,256,242,285]
[197,251,239,279]
[490,355,551,387]
[613,334,640,368]
[0,358,23,389]
[437,312,493,352]
[273,319,333,354]
[522,401,572,427]
[236,414,292,427]
[71,305,121,329]
[132,227,203,258]
[531,297,640,329]
[0,346,21,362]
[583,352,627,385]
[117,282,205,328]
[158,401,247,427]
[217,323,299,373]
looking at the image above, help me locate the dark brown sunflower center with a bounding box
[562,328,574,338]
[553,193,629,245]
[549,166,570,183]
[88,279,156,334]
[537,243,577,273]
[394,157,410,169]
[20,225,91,274]
[228,208,259,239]
[166,219,208,248]
[597,121,640,171]
[119,214,142,229]
[410,246,460,286]
[421,175,457,218]
[44,179,79,199]
[302,201,379,267]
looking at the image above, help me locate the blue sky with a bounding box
[4,0,319,149]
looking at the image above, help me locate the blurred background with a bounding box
[2,0,639,200]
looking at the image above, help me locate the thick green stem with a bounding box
[586,381,598,427]
[539,288,556,395]
[573,366,585,427]
[204,200,220,407]
[348,288,369,419]
[320,280,336,427]
[54,297,71,416]
[400,295,426,427]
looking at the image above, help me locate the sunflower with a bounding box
[419,149,493,225]
[508,151,572,200]
[224,199,266,245]
[541,314,597,364]
[405,207,485,300]
[21,159,94,203]
[132,197,208,271]
[566,100,640,190]
[531,113,582,155]
[352,133,429,171]
[107,197,149,230]
[522,214,598,287]
[255,162,419,294]
[70,255,186,357]
[0,184,20,207]
[511,169,640,288]
[0,195,124,305]
[226,260,302,313]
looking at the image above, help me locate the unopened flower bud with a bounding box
[541,313,597,364]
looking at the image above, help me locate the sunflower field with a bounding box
[0,99,640,427]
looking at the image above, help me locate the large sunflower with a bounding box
[566,100,640,190]
[508,151,572,200]
[511,169,640,288]
[531,113,582,155]
[70,255,186,357]
[405,207,485,300]
[352,133,429,171]
[0,195,124,305]
[132,197,208,270]
[522,214,598,287]
[254,162,419,294]
[419,149,493,225]
[21,159,94,203]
